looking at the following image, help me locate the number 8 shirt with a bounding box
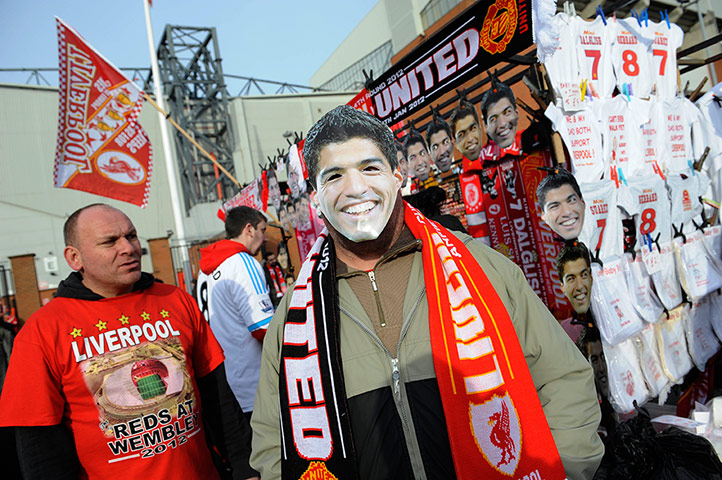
[625,175,673,245]
[612,17,655,98]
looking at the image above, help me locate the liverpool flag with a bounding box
[54,17,153,207]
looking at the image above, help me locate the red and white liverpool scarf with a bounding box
[405,203,566,479]
[279,202,566,479]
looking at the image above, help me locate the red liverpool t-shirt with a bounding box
[0,282,225,479]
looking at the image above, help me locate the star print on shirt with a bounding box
[141,311,151,321]
[95,319,107,331]
[118,314,130,325]
[160,309,169,319]
[69,327,82,338]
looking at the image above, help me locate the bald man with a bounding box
[0,204,257,480]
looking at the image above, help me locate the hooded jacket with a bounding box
[199,239,249,275]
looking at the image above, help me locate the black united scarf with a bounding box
[278,231,358,480]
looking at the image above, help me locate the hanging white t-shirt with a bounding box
[579,179,632,261]
[594,95,650,177]
[545,103,605,182]
[625,174,673,244]
[661,96,705,173]
[648,21,684,98]
[695,87,722,203]
[640,96,670,173]
[666,169,708,232]
[696,82,722,139]
[611,17,655,98]
[574,15,616,99]
[590,258,646,345]
[541,13,583,111]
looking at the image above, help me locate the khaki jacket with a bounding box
[251,230,604,479]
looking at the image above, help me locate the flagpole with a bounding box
[141,92,240,186]
[142,0,193,294]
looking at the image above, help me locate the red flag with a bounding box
[54,18,153,208]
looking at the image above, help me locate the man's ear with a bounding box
[64,245,82,272]
[393,168,403,190]
[540,210,547,223]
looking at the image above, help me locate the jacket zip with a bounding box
[340,287,427,477]
[367,270,386,327]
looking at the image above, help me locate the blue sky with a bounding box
[0,0,377,89]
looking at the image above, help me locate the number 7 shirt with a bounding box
[574,15,616,99]
[579,179,633,262]
[649,21,684,98]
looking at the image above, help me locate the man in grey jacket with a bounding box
[251,105,604,479]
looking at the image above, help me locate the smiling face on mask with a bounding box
[429,129,455,173]
[315,137,401,243]
[484,97,519,149]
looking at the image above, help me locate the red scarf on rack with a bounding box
[266,262,286,297]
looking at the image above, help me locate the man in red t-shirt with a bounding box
[0,204,257,480]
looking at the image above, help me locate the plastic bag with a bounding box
[648,241,683,310]
[623,251,664,324]
[634,324,670,399]
[591,258,646,345]
[674,230,722,301]
[684,296,721,371]
[656,306,694,383]
[595,411,722,479]
[704,225,722,261]
[655,427,722,479]
[709,291,722,343]
[604,337,649,413]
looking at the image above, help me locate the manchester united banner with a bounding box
[54,18,153,208]
[366,0,532,125]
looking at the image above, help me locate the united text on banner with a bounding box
[365,0,532,125]
[54,18,153,208]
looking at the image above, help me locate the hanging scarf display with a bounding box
[266,262,287,298]
[278,202,566,479]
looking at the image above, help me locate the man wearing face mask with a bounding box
[250,106,603,480]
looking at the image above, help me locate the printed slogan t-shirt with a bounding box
[0,282,224,479]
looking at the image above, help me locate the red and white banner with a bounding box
[54,18,153,208]
[520,150,571,320]
[217,179,262,221]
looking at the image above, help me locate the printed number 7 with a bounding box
[585,50,601,80]
[653,49,668,76]
[595,218,607,253]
